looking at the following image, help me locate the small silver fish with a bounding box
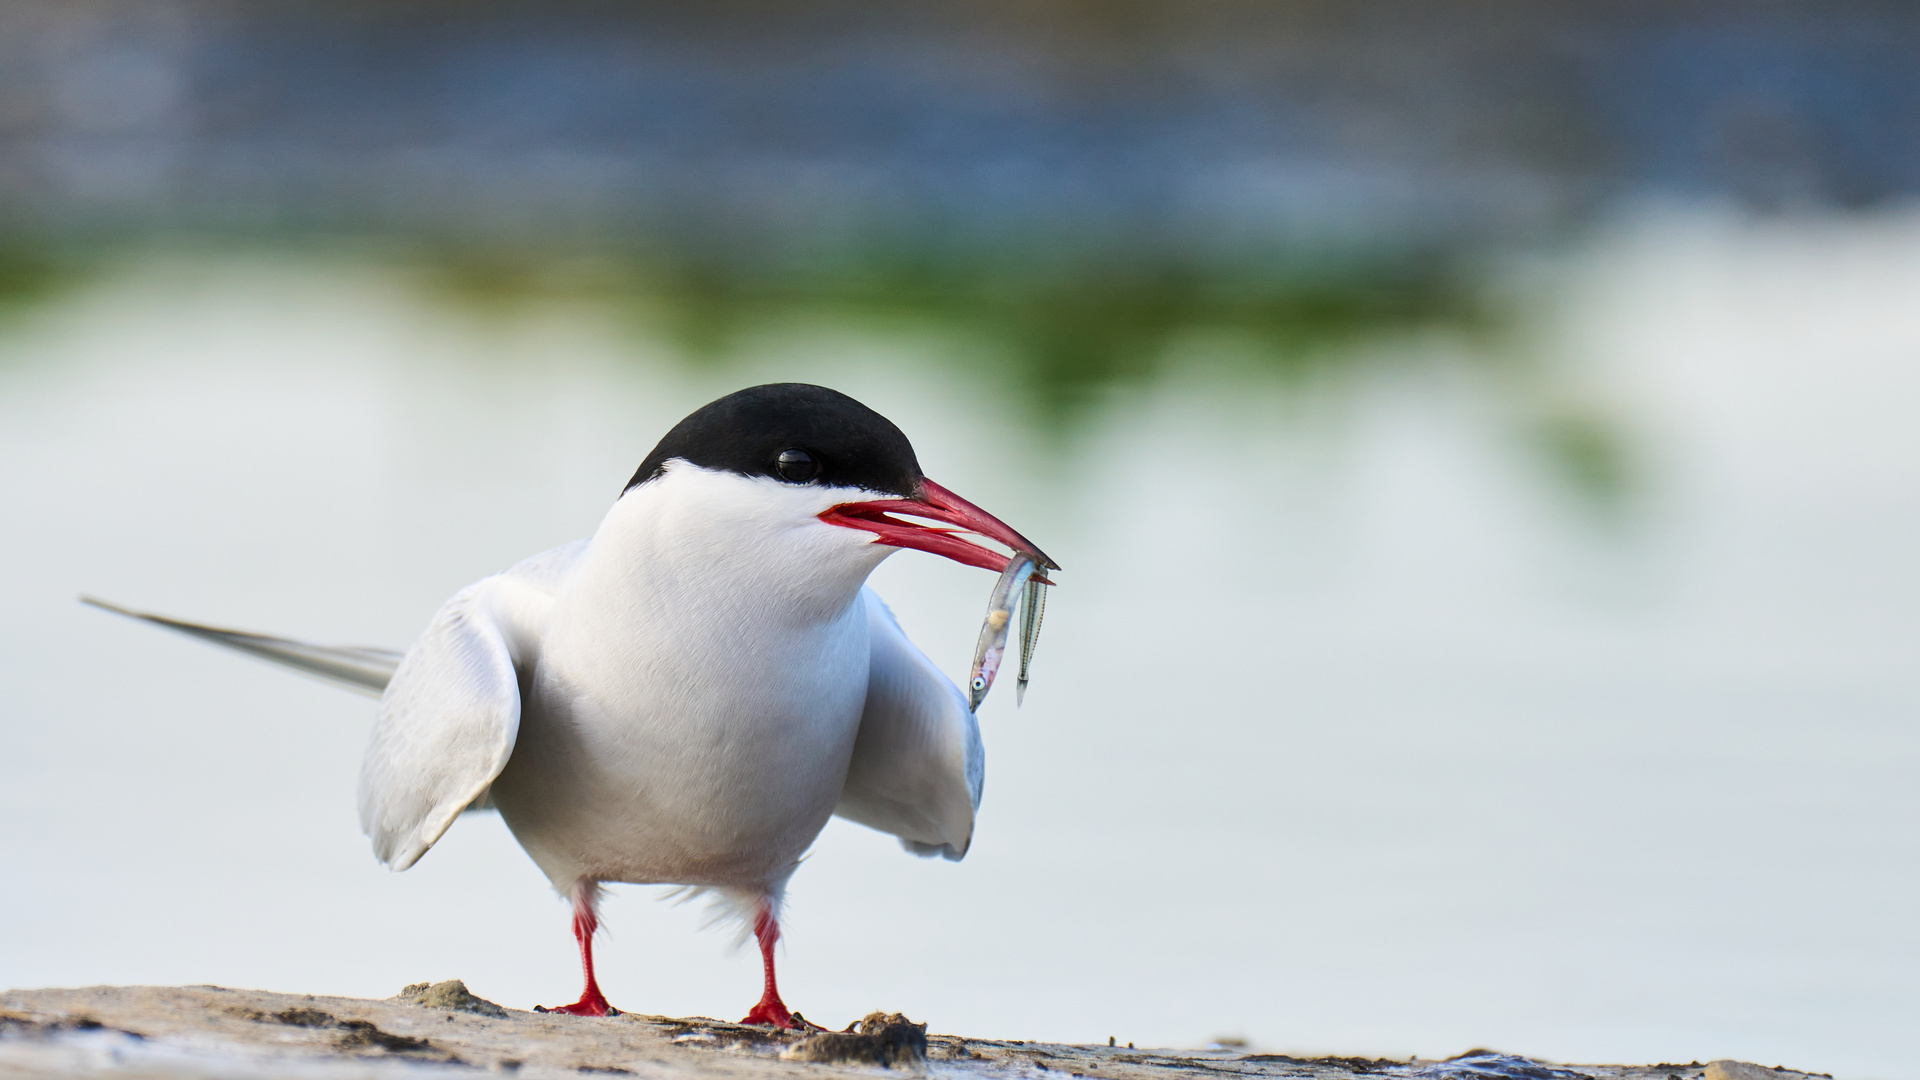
[968,554,1037,711]
[1016,575,1048,705]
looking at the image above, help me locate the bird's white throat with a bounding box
[569,460,897,628]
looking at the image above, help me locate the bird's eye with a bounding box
[774,448,820,483]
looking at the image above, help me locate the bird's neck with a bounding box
[569,468,892,631]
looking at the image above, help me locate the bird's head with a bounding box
[624,383,1057,581]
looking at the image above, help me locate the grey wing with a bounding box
[358,541,584,870]
[834,588,984,861]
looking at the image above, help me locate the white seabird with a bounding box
[89,383,1058,1028]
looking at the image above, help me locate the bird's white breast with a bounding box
[489,464,895,890]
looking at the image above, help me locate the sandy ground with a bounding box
[0,984,1821,1080]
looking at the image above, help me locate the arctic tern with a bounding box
[89,383,1058,1029]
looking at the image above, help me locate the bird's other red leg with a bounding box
[739,897,815,1029]
[536,881,620,1017]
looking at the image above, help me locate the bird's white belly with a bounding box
[490,599,871,891]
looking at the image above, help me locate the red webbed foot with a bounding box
[740,997,820,1030]
[536,987,621,1017]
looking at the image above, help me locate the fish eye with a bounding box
[970,676,986,691]
[774,448,820,483]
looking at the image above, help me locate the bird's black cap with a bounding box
[625,384,923,497]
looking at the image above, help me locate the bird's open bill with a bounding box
[820,478,1059,578]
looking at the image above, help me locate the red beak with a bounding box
[820,478,1059,577]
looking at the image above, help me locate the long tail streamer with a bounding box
[80,596,402,696]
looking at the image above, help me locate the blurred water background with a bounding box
[2,1,1917,1077]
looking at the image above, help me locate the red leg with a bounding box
[739,899,814,1029]
[536,882,620,1017]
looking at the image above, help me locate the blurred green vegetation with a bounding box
[0,232,1631,509]
[0,247,85,321]
[426,244,1485,402]
[420,241,1630,508]
[1530,408,1630,508]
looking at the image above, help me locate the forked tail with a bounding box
[80,596,402,696]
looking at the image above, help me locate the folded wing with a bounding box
[358,541,584,870]
[834,588,984,860]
